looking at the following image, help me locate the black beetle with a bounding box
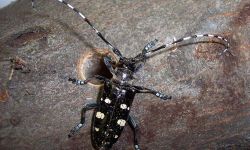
[32,0,230,149]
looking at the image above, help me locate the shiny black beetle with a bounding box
[32,0,231,149]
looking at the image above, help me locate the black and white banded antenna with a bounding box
[31,0,124,60]
[142,34,231,57]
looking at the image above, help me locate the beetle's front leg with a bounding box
[68,78,87,85]
[68,75,110,86]
[133,85,172,100]
[68,103,99,138]
[134,39,159,62]
[142,39,158,54]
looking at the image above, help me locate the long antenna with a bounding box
[144,34,230,56]
[31,0,124,59]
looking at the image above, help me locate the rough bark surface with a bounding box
[0,0,249,149]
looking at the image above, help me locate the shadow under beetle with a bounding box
[32,0,231,149]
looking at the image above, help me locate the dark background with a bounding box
[0,0,249,149]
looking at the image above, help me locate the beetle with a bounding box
[32,0,231,149]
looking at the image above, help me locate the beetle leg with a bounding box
[128,115,140,150]
[133,85,172,100]
[135,39,158,59]
[68,78,87,85]
[68,75,110,85]
[103,56,116,75]
[131,39,159,69]
[68,103,99,138]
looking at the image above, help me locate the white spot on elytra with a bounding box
[96,112,105,119]
[114,135,118,138]
[127,107,130,110]
[135,145,139,149]
[120,104,127,109]
[95,127,99,131]
[104,98,111,104]
[117,119,126,126]
[122,73,127,79]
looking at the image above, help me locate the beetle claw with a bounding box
[162,95,172,100]
[68,77,76,83]
[156,92,172,100]
[68,123,84,138]
[68,78,86,85]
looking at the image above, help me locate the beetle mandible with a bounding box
[32,0,231,149]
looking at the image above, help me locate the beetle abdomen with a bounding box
[91,85,135,149]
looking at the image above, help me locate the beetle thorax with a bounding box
[114,67,134,82]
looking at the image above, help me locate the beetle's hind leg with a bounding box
[128,115,140,150]
[68,103,99,138]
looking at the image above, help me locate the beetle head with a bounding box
[119,57,145,73]
[104,56,139,82]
